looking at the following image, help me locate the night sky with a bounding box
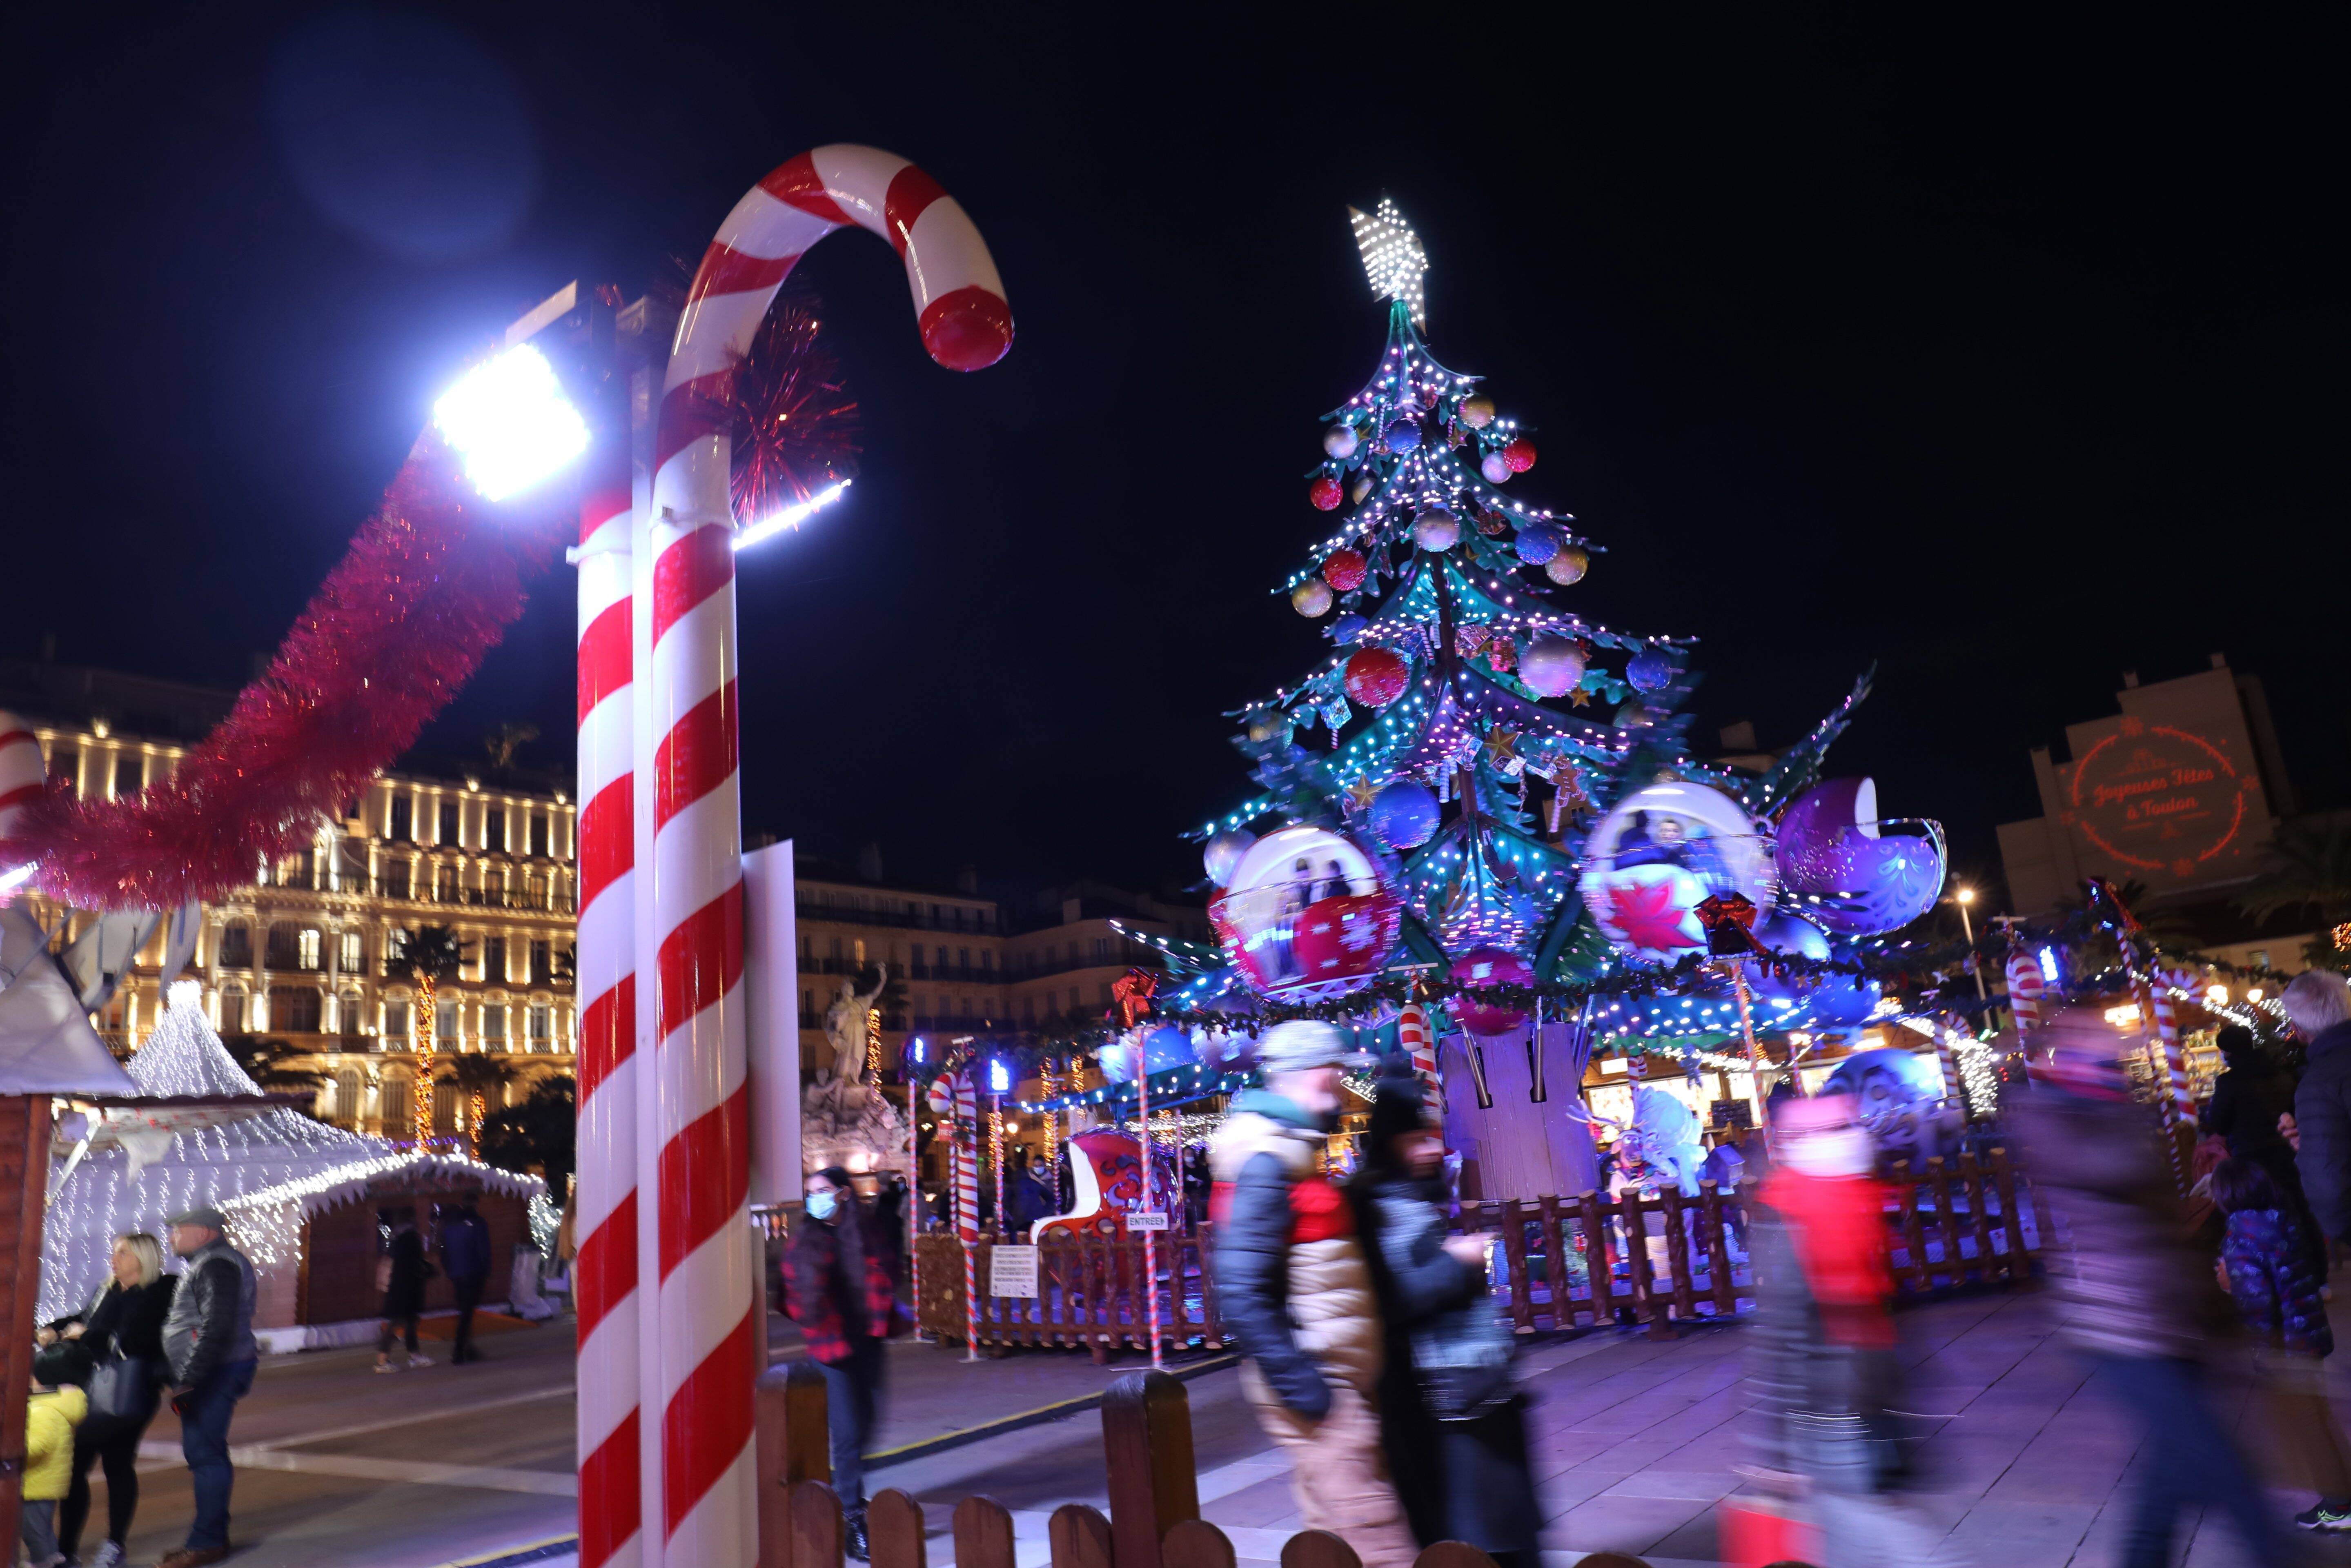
[9,6,2342,906]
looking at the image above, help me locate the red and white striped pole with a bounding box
[2149,971,2192,1119]
[2004,952,2044,1040]
[572,400,641,1568]
[1399,1000,1440,1099]
[640,146,1009,1564]
[954,1075,981,1360]
[1135,1029,1162,1370]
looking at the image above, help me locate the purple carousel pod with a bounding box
[1773,777,1947,936]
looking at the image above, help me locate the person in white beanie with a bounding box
[1209,1021,1416,1568]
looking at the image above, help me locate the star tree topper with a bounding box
[1349,197,1429,327]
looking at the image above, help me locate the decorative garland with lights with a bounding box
[3,438,561,907]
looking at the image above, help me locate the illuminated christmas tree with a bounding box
[1190,200,1891,1028]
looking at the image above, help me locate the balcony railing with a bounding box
[795,899,1001,935]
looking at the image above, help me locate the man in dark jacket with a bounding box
[2204,1026,2302,1187]
[1208,1021,1416,1568]
[437,1191,493,1364]
[158,1205,259,1568]
[2288,971,2351,1246]
[783,1168,904,1561]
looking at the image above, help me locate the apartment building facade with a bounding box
[7,663,578,1141]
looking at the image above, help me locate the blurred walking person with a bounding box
[784,1168,904,1561]
[1746,1091,1954,1566]
[2012,1005,2300,1568]
[2211,1155,2351,1532]
[373,1209,435,1372]
[436,1190,492,1364]
[1210,1021,1418,1568]
[1351,1074,1541,1568]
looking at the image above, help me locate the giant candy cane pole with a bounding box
[642,146,1010,1564]
[572,398,643,1568]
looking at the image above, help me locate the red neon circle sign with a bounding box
[2066,720,2248,876]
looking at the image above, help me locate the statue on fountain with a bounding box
[803,966,908,1176]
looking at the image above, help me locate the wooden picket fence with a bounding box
[915,1145,2042,1350]
[758,1362,1700,1568]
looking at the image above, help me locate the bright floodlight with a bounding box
[734,478,851,553]
[0,863,31,895]
[433,343,590,501]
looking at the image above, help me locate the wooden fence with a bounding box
[915,1146,2041,1350]
[758,1361,1695,1568]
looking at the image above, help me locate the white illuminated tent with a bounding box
[42,983,539,1344]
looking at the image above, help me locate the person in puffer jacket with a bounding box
[2212,1155,2351,1533]
[1210,1021,1417,1568]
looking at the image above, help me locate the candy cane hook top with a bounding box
[639,146,1009,1566]
[660,145,1011,470]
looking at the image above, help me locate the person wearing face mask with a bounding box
[783,1168,904,1561]
[1351,1072,1541,1568]
[1746,1091,1953,1566]
[1210,1020,1418,1568]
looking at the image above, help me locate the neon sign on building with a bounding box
[2062,715,2254,880]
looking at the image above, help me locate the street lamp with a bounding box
[1950,885,1988,1000]
[432,343,589,501]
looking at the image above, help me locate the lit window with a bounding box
[297,929,321,970]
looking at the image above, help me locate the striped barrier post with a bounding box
[641,145,1009,1564]
[2004,953,2043,1039]
[954,1075,981,1359]
[1399,1001,1440,1099]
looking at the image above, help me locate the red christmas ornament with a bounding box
[1322,548,1367,592]
[1344,647,1411,707]
[1504,438,1538,474]
[1309,475,1344,511]
[1476,509,1509,536]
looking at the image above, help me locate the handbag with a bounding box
[1410,1297,1519,1421]
[87,1348,153,1425]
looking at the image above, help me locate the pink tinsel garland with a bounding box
[6,436,560,908]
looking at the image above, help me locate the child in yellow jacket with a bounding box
[21,1343,91,1567]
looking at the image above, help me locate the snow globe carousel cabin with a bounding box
[1208,826,1403,1001]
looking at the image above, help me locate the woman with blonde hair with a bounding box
[46,1232,178,1568]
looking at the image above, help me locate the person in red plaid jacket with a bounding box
[785,1167,905,1560]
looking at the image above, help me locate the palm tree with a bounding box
[385,925,472,1148]
[480,1076,577,1197]
[438,1053,519,1157]
[223,1035,328,1106]
[2239,818,2351,926]
[483,721,541,775]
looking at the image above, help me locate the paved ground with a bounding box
[96,1288,2351,1568]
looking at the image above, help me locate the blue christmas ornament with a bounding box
[1369,780,1440,849]
[1385,419,1421,454]
[1329,613,1367,644]
[1142,1024,1194,1074]
[1513,522,1561,565]
[1807,972,1882,1028]
[1625,648,1676,691]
